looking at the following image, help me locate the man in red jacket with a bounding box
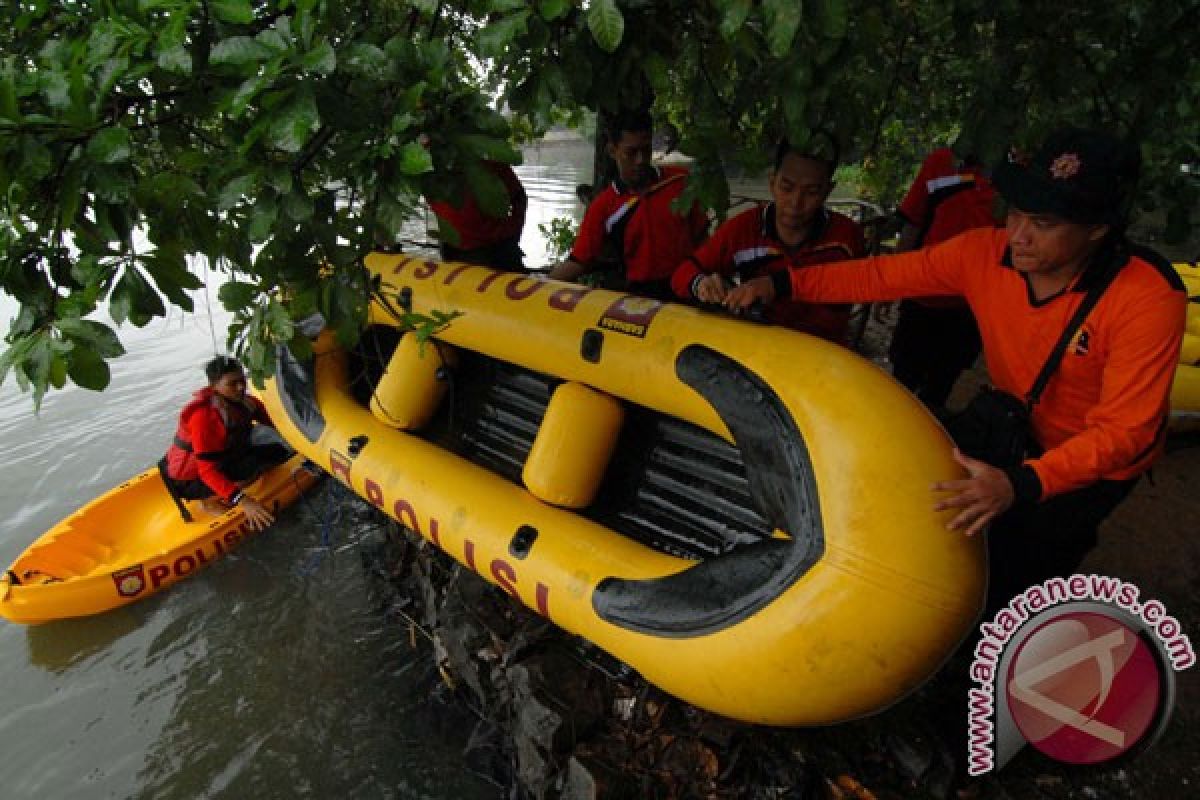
[887,145,999,407]
[724,128,1186,606]
[163,356,290,531]
[670,138,864,343]
[549,109,708,300]
[428,160,528,271]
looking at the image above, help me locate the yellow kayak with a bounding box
[262,255,985,726]
[0,454,318,625]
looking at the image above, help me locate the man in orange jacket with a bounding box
[724,128,1186,606]
[163,356,291,531]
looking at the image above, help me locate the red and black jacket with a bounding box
[671,203,865,343]
[164,388,273,502]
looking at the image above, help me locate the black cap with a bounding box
[993,128,1140,226]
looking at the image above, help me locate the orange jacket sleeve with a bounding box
[779,233,970,304]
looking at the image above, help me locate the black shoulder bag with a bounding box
[945,264,1120,470]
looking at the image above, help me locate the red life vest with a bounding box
[164,388,259,482]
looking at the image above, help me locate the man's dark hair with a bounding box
[605,109,654,146]
[206,355,244,383]
[773,132,840,181]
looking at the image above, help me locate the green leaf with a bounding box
[538,0,570,21]
[143,247,201,310]
[269,91,320,153]
[463,159,510,218]
[228,74,267,115]
[210,36,271,66]
[247,199,279,242]
[435,215,461,247]
[409,0,438,12]
[282,189,314,221]
[642,51,670,92]
[57,318,126,358]
[109,267,166,327]
[0,72,20,120]
[452,133,520,164]
[218,281,258,311]
[218,173,257,210]
[87,127,132,164]
[719,0,752,39]
[810,0,847,39]
[300,40,336,74]
[477,11,531,59]
[66,345,111,391]
[256,27,290,53]
[341,43,389,79]
[39,70,70,110]
[764,0,803,57]
[398,142,434,175]
[157,44,192,74]
[265,300,293,342]
[587,0,624,53]
[212,0,255,25]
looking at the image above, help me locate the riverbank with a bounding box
[363,425,1199,799]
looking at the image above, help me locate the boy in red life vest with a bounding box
[887,144,1000,407]
[670,138,865,343]
[163,356,291,531]
[428,160,528,271]
[549,109,708,301]
[724,128,1186,607]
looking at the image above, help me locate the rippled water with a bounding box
[0,141,602,799]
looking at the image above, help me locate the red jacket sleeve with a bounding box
[188,408,241,502]
[670,217,736,299]
[1029,288,1186,498]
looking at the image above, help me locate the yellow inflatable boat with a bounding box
[1170,264,1200,423]
[0,454,318,625]
[261,255,985,726]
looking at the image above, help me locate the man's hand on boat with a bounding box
[723,275,776,310]
[694,273,730,304]
[237,495,275,531]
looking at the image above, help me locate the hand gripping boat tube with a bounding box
[261,256,985,725]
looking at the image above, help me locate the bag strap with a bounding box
[1025,254,1123,408]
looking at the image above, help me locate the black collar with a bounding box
[1000,236,1130,295]
[762,203,829,249]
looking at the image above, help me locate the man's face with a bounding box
[1005,209,1109,275]
[212,370,248,402]
[607,130,653,188]
[769,153,833,237]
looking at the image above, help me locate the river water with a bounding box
[0,140,616,799]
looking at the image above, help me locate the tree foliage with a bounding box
[2,0,1198,406]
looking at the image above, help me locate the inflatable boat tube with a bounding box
[0,454,318,625]
[261,255,986,726]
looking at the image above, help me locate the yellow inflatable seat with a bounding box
[523,381,624,508]
[370,334,455,431]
